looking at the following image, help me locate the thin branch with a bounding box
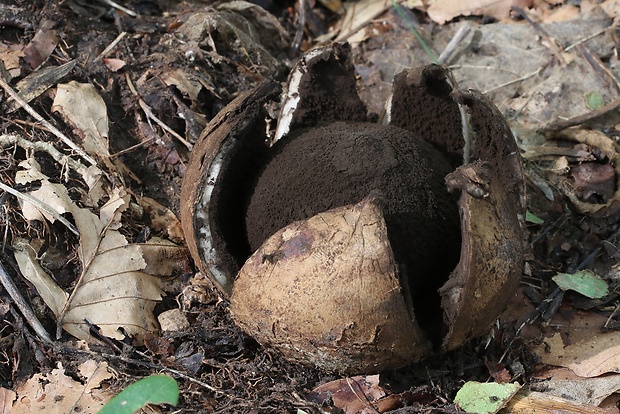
[483,68,541,95]
[438,24,471,65]
[0,182,79,236]
[0,260,53,344]
[94,31,127,62]
[0,133,90,177]
[124,73,193,150]
[100,0,136,17]
[542,95,620,132]
[0,76,98,167]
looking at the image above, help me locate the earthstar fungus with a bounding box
[181,43,526,374]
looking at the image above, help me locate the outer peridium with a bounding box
[180,82,281,296]
[389,65,525,350]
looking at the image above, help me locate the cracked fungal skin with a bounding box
[245,121,462,341]
[181,43,525,375]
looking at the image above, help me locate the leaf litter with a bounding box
[1,0,620,412]
[13,158,187,342]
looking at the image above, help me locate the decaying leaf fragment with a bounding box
[10,361,114,414]
[13,159,188,342]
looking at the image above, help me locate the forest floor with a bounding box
[1,0,620,413]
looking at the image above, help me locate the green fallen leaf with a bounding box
[526,211,544,224]
[454,381,521,414]
[552,270,609,299]
[584,91,605,111]
[99,375,179,414]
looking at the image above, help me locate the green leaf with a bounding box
[454,381,521,414]
[584,91,605,110]
[525,211,544,224]
[552,270,609,299]
[99,375,179,414]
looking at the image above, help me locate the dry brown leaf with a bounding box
[536,332,620,377]
[334,0,395,42]
[52,81,110,158]
[599,0,620,18]
[540,4,580,22]
[504,390,613,413]
[160,69,203,104]
[11,362,114,414]
[556,129,620,214]
[309,375,387,414]
[15,159,72,223]
[102,57,126,72]
[531,375,620,407]
[23,19,58,69]
[13,159,187,342]
[51,81,123,175]
[0,42,25,79]
[138,196,185,243]
[0,388,16,414]
[6,60,77,113]
[427,0,532,25]
[158,308,190,332]
[13,238,68,317]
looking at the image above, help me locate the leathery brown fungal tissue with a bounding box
[180,42,526,375]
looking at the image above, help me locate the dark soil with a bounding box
[245,121,462,340]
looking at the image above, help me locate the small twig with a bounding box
[438,25,471,65]
[100,0,136,17]
[59,346,233,396]
[124,73,193,150]
[0,76,98,167]
[604,302,620,329]
[460,105,470,164]
[564,26,615,52]
[0,260,53,344]
[542,95,620,132]
[291,0,306,52]
[581,44,620,92]
[448,64,521,76]
[109,137,156,159]
[345,377,380,414]
[94,31,127,62]
[483,68,541,95]
[1,133,91,178]
[0,181,79,236]
[512,6,566,64]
